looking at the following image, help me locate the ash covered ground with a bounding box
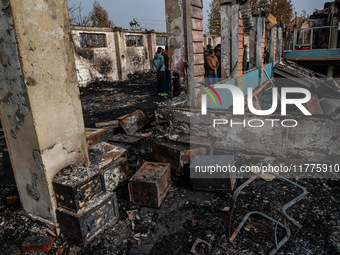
[0,73,339,255]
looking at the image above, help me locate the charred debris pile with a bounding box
[0,71,339,254]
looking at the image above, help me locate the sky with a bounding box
[67,0,331,32]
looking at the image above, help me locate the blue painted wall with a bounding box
[206,63,274,110]
[283,49,340,60]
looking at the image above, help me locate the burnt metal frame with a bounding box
[230,211,291,255]
[227,173,308,254]
[293,26,339,50]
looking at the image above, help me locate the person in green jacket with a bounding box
[153,47,166,96]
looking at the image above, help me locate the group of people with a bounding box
[154,43,272,91]
[204,43,270,80]
[152,46,171,97]
[204,44,221,85]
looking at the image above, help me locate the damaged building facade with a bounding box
[71,27,168,86]
[283,0,340,77]
[0,0,340,254]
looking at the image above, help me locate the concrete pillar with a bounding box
[165,0,189,93]
[249,17,257,69]
[221,1,232,79]
[269,27,275,63]
[0,0,89,225]
[255,16,265,86]
[114,31,128,81]
[231,4,240,80]
[147,31,157,70]
[278,27,283,62]
[191,0,205,82]
[166,0,204,104]
[256,17,264,69]
[238,11,244,89]
[274,27,277,65]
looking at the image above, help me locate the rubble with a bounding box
[21,235,54,252]
[0,72,339,254]
[117,109,150,135]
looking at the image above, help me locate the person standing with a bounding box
[264,46,270,64]
[204,45,212,78]
[206,48,219,85]
[162,45,171,95]
[243,44,250,71]
[153,47,166,96]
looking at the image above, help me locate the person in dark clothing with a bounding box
[162,45,171,95]
[264,46,270,64]
[206,48,219,85]
[153,47,166,96]
[204,45,212,78]
[243,44,250,71]
[215,46,221,78]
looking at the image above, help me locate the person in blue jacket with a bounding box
[153,47,166,96]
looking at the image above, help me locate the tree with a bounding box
[207,0,221,36]
[207,0,293,35]
[89,1,113,28]
[299,10,310,22]
[249,0,293,25]
[68,3,91,26]
[267,0,294,24]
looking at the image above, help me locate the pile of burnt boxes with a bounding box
[85,109,151,171]
[53,142,128,244]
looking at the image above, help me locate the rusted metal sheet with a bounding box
[89,142,126,169]
[56,192,119,245]
[85,128,106,147]
[153,142,208,176]
[128,162,171,208]
[103,158,129,191]
[117,109,149,135]
[53,165,105,213]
